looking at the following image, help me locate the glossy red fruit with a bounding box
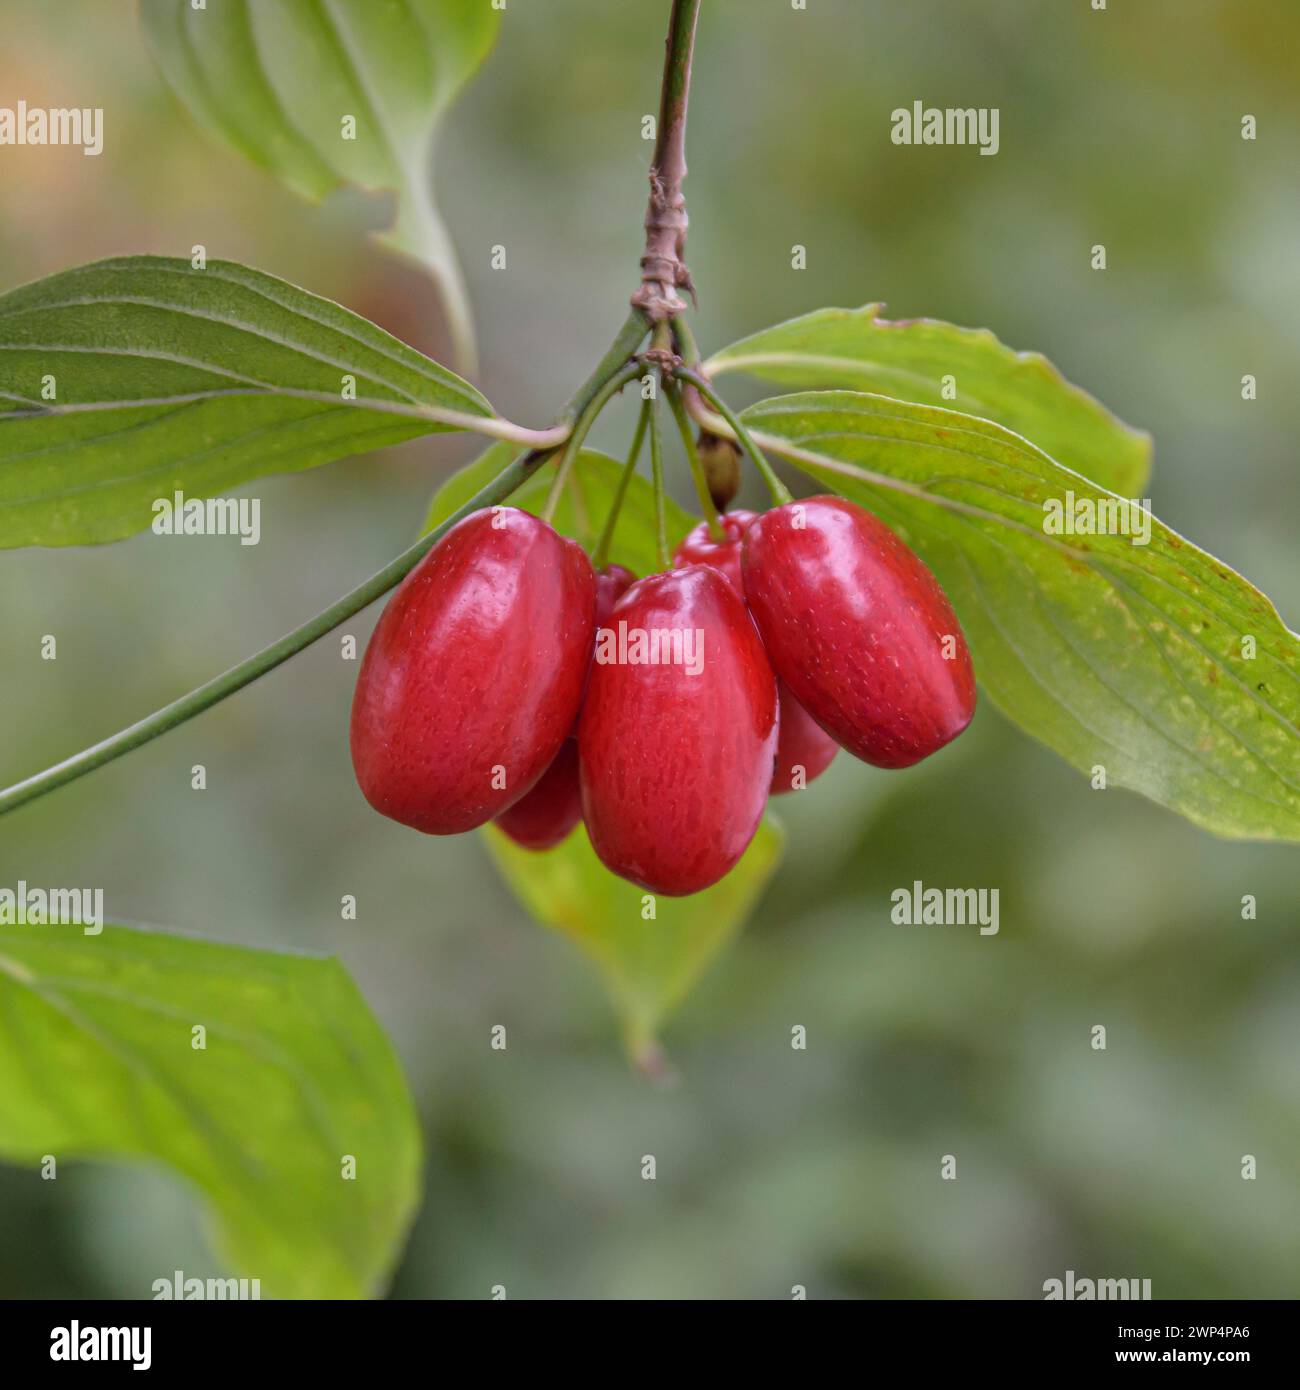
[672,509,759,594]
[494,737,582,849]
[771,677,839,793]
[742,496,976,769]
[579,565,778,895]
[351,507,595,834]
[595,563,637,625]
[674,511,838,792]
[494,563,637,851]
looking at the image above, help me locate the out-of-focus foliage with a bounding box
[1,0,1297,1298]
[487,818,783,1063]
[141,0,501,372]
[0,923,420,1298]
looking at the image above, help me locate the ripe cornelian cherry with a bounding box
[594,563,637,626]
[351,507,595,834]
[672,509,759,594]
[674,511,838,792]
[494,562,637,852]
[494,737,583,849]
[771,676,839,793]
[742,496,976,769]
[579,565,778,895]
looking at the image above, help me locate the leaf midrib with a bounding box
[0,296,466,409]
[1,400,409,510]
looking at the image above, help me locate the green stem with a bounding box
[541,360,643,524]
[593,397,652,569]
[0,314,652,821]
[648,393,670,569]
[673,365,794,506]
[661,1,702,144]
[666,382,724,540]
[403,162,480,379]
[671,313,702,367]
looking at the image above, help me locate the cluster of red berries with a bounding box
[350,494,976,896]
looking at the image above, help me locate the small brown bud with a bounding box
[697,430,742,511]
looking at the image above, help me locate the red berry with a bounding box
[351,507,596,834]
[770,677,839,794]
[579,565,778,895]
[595,563,637,625]
[671,509,759,594]
[494,563,637,851]
[494,737,582,849]
[742,496,975,769]
[674,510,837,793]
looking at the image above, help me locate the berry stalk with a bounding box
[593,397,652,569]
[670,313,702,367]
[666,381,725,539]
[648,394,671,569]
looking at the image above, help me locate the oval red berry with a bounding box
[579,565,778,895]
[351,507,596,834]
[742,496,975,769]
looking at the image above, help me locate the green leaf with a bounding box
[422,444,699,575]
[486,818,784,1059]
[0,255,492,548]
[707,305,1152,495]
[742,390,1300,842]
[140,0,500,372]
[0,921,419,1298]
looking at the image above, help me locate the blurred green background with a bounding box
[2,0,1298,1299]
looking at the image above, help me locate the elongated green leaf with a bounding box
[0,255,492,547]
[0,922,420,1297]
[708,305,1152,495]
[742,391,1300,842]
[423,444,698,576]
[486,819,784,1059]
[141,0,500,373]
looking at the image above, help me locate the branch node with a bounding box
[640,345,681,374]
[631,166,693,321]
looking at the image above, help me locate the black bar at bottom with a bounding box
[0,1296,1284,1374]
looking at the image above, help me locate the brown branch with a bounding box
[631,0,701,323]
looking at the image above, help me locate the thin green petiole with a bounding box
[672,365,794,506]
[648,391,670,569]
[593,396,652,570]
[666,381,724,540]
[541,360,642,525]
